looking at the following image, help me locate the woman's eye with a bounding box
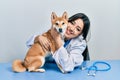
[76,27,81,31]
[77,28,80,31]
[71,21,75,25]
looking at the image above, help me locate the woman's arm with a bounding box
[26,34,50,50]
[52,40,86,73]
[26,35,38,48]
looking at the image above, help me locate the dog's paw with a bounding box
[35,68,45,72]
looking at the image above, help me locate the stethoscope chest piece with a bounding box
[87,66,97,77]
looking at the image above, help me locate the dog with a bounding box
[12,12,68,73]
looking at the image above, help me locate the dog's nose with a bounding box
[59,28,62,33]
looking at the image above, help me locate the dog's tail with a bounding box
[12,59,26,72]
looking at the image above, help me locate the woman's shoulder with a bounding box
[72,35,85,43]
[66,35,86,51]
[67,35,86,47]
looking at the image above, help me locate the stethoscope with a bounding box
[80,61,111,77]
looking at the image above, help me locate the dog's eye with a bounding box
[55,23,58,25]
[62,22,65,25]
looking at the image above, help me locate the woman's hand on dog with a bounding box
[35,35,50,51]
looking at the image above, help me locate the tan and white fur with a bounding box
[12,12,68,73]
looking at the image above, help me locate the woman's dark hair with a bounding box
[68,13,90,40]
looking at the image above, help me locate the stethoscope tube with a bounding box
[91,61,111,71]
[80,61,111,77]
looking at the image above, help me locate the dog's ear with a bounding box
[51,12,57,21]
[62,12,68,20]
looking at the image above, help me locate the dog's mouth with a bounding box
[55,27,66,35]
[55,26,67,34]
[54,27,66,39]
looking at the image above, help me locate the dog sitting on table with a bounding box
[12,12,68,73]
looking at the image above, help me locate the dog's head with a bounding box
[51,12,68,36]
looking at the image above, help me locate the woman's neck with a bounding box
[64,38,71,42]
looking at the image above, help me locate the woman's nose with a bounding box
[70,26,75,31]
[69,27,75,33]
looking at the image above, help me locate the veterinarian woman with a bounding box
[26,13,90,73]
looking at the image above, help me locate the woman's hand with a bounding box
[34,35,50,50]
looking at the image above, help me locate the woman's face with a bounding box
[65,18,84,39]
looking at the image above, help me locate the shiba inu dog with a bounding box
[12,12,68,73]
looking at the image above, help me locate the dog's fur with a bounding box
[12,12,68,72]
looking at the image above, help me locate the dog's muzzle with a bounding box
[59,28,62,33]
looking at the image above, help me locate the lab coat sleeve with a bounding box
[26,35,37,48]
[52,40,86,72]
